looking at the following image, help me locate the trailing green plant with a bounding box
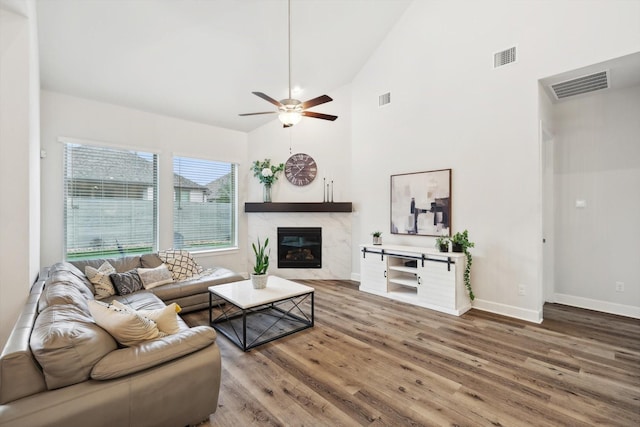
[371,231,382,238]
[450,230,475,301]
[252,237,270,275]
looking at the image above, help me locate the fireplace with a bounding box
[277,227,321,269]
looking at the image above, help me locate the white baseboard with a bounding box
[553,293,640,319]
[350,272,542,323]
[472,299,543,324]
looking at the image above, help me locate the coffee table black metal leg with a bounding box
[311,292,315,326]
[242,309,247,351]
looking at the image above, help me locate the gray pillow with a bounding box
[109,270,144,295]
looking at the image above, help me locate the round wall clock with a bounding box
[285,153,317,186]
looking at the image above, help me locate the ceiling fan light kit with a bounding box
[239,0,338,128]
[278,99,303,127]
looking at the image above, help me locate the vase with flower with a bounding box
[252,159,284,203]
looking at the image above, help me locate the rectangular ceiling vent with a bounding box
[550,70,609,100]
[494,46,517,68]
[379,92,391,107]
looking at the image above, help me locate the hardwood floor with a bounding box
[183,280,640,427]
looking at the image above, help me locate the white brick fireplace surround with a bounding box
[247,212,352,280]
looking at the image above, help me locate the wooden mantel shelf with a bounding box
[244,202,352,213]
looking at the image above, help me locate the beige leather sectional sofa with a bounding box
[0,254,243,427]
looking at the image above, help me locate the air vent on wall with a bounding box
[494,46,516,68]
[379,92,391,106]
[550,70,609,100]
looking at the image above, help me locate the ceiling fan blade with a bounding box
[238,111,277,116]
[302,111,338,121]
[252,92,283,107]
[301,95,333,110]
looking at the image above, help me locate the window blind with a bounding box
[173,156,237,251]
[64,143,158,260]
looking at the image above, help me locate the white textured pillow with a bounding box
[112,300,182,334]
[137,263,173,289]
[88,300,159,346]
[85,262,116,299]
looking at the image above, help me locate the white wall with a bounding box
[350,0,640,322]
[0,0,40,348]
[40,91,249,274]
[552,85,640,317]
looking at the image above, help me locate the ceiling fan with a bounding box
[239,0,338,128]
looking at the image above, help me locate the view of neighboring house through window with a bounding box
[173,156,237,251]
[64,143,158,260]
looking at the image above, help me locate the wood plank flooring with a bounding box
[182,280,640,427]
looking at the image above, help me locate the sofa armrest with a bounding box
[90,326,217,380]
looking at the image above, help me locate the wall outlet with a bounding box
[615,282,624,292]
[518,284,526,296]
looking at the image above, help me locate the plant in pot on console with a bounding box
[450,229,475,301]
[435,236,449,252]
[371,231,383,245]
[252,159,284,203]
[251,237,270,289]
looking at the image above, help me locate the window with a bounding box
[173,156,237,251]
[64,143,158,260]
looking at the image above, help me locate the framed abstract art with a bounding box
[390,169,451,237]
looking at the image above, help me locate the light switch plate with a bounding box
[576,200,586,208]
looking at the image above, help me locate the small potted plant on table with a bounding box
[435,236,449,252]
[371,231,383,245]
[251,237,270,289]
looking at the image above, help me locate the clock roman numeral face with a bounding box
[285,153,317,186]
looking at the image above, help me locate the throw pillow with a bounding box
[137,263,173,289]
[109,270,144,296]
[85,262,117,299]
[112,300,182,335]
[157,249,203,280]
[88,300,159,346]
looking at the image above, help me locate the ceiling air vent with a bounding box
[379,92,391,107]
[550,70,609,100]
[494,46,516,68]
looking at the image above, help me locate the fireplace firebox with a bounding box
[277,227,321,269]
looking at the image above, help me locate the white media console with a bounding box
[359,244,470,316]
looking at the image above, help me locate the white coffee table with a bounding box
[208,276,314,351]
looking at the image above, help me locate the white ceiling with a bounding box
[35,0,412,132]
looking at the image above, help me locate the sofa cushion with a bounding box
[48,262,95,295]
[158,250,203,280]
[90,326,217,380]
[109,270,144,295]
[148,267,242,301]
[137,263,173,289]
[38,268,95,312]
[85,261,117,299]
[112,300,182,334]
[38,281,92,314]
[141,253,163,268]
[88,300,160,346]
[30,304,117,390]
[72,255,142,274]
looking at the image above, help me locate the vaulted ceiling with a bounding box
[36,0,412,132]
